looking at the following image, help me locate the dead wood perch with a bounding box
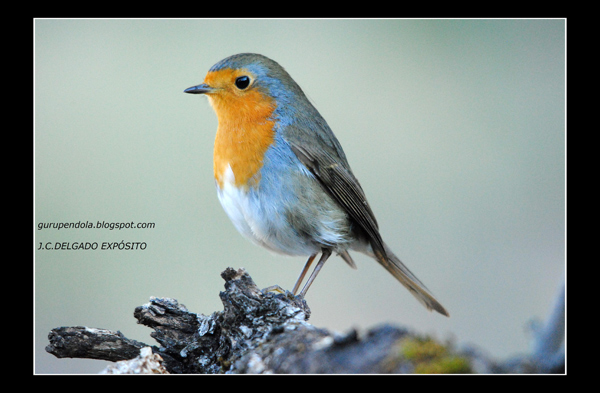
[47,267,560,374]
[48,267,447,373]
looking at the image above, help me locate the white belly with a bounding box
[216,163,352,257]
[217,166,264,245]
[216,164,311,256]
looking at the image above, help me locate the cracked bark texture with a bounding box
[46,267,563,374]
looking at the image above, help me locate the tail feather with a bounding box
[339,250,357,269]
[370,242,449,317]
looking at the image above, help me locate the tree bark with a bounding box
[45,267,563,374]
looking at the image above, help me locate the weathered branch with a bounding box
[46,267,564,374]
[46,326,146,362]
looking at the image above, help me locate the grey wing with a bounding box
[287,136,449,316]
[288,142,387,261]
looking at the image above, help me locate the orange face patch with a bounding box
[203,68,277,189]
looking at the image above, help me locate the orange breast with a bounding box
[206,70,277,190]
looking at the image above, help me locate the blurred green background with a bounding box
[34,19,565,373]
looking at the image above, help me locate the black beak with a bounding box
[184,83,214,94]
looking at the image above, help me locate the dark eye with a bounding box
[235,76,250,90]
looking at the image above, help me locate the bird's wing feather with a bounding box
[288,142,387,261]
[287,134,449,317]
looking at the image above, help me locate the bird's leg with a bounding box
[298,249,332,297]
[292,254,317,295]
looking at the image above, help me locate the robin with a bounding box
[185,53,448,316]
